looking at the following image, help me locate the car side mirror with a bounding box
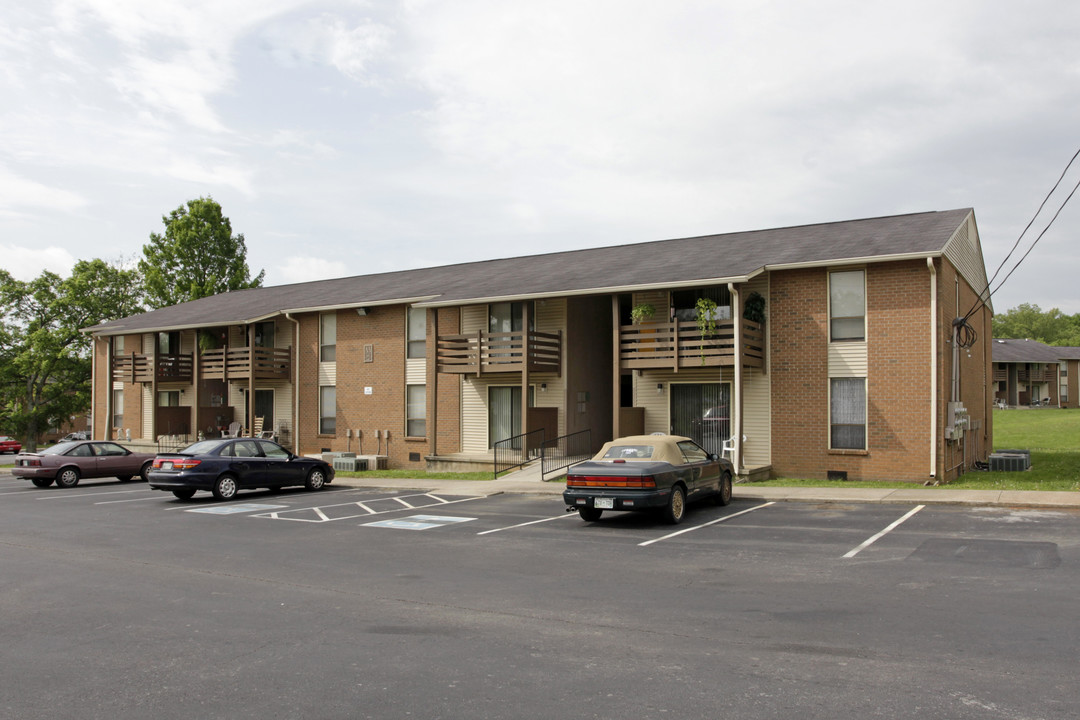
[709,453,720,461]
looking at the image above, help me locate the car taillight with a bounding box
[566,475,656,488]
[24,459,41,467]
[153,457,201,470]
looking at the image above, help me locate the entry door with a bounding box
[670,383,730,456]
[243,389,275,433]
[487,386,535,448]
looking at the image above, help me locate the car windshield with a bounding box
[41,441,80,455]
[177,440,223,456]
[602,445,655,459]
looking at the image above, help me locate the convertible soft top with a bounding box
[590,435,695,466]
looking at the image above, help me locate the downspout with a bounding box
[927,258,937,480]
[728,283,741,473]
[106,336,114,441]
[286,313,300,452]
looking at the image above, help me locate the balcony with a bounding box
[200,347,292,381]
[619,319,764,370]
[437,330,562,376]
[112,353,193,384]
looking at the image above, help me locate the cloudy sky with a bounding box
[2,0,1078,313]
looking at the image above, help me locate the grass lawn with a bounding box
[334,469,497,482]
[755,407,1080,491]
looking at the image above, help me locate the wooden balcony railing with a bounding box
[199,347,292,381]
[437,330,562,376]
[992,367,1007,382]
[112,353,193,383]
[619,319,765,370]
[1018,367,1055,383]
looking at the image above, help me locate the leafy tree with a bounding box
[139,196,265,309]
[0,261,143,450]
[992,303,1080,346]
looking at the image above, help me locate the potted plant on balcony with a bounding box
[743,291,765,325]
[695,297,719,364]
[630,302,655,325]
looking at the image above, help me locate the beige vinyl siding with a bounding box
[741,273,771,467]
[461,305,487,333]
[318,362,336,386]
[461,379,488,453]
[405,358,426,385]
[942,212,990,311]
[229,384,247,426]
[742,368,770,466]
[274,385,292,434]
[632,290,670,322]
[828,342,868,377]
[142,385,152,438]
[534,298,566,439]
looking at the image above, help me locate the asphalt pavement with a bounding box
[332,462,1080,509]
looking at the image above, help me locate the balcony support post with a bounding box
[521,302,530,440]
[611,296,621,440]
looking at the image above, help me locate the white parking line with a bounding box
[477,512,578,535]
[95,495,167,505]
[843,505,925,558]
[638,502,776,547]
[38,488,149,500]
[255,493,488,522]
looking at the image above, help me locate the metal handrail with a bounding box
[493,428,545,479]
[540,429,592,479]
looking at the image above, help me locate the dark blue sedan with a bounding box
[148,438,334,501]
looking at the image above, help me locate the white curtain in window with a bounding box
[830,378,866,449]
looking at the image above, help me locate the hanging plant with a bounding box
[695,297,718,364]
[743,291,766,325]
[630,302,656,325]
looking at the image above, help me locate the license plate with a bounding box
[162,461,173,470]
[595,497,614,509]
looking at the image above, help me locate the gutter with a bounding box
[928,257,937,480]
[285,312,300,451]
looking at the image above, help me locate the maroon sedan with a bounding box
[13,441,156,488]
[0,436,21,454]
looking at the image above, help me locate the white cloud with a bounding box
[262,13,392,82]
[0,164,88,214]
[0,243,77,281]
[272,256,351,285]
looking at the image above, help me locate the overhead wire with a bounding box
[953,146,1080,348]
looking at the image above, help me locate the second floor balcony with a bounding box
[437,330,562,376]
[112,352,193,384]
[200,346,292,381]
[619,319,765,371]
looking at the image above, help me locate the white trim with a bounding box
[416,277,753,308]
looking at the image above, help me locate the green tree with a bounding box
[139,196,265,309]
[0,260,143,449]
[992,303,1080,346]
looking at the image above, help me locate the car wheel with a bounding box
[56,467,81,488]
[305,468,326,491]
[663,484,686,525]
[212,474,239,501]
[578,507,603,522]
[31,477,54,488]
[171,489,197,500]
[714,472,732,506]
[140,462,152,482]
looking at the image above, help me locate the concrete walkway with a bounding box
[332,467,1080,509]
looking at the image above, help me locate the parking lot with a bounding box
[2,471,1078,719]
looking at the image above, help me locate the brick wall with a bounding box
[294,305,462,469]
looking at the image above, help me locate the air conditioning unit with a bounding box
[989,452,1031,472]
[332,457,358,472]
[322,451,356,464]
[357,454,388,470]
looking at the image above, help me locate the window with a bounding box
[407,306,426,359]
[1060,361,1068,377]
[112,389,124,431]
[319,386,336,435]
[830,378,866,450]
[320,313,336,362]
[830,270,865,341]
[406,385,426,437]
[254,321,275,348]
[158,331,180,355]
[114,336,124,355]
[1061,384,1068,404]
[489,302,535,333]
[157,391,180,407]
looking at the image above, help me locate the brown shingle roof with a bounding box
[86,208,974,335]
[991,339,1064,363]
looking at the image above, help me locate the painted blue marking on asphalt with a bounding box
[408,515,475,524]
[187,503,288,515]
